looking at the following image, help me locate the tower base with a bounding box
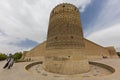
[44,49,90,75]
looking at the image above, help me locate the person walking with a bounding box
[3,54,14,69]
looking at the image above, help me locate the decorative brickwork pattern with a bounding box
[46,3,85,49]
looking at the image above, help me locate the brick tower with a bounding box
[46,3,85,49]
[44,3,90,75]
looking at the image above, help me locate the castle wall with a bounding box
[105,47,119,58]
[24,38,119,61]
[24,42,46,60]
[84,39,111,59]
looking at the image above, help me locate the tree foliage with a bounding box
[13,52,22,61]
[0,53,7,60]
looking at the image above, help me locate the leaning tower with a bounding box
[44,3,90,75]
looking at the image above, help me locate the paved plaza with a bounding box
[0,59,120,80]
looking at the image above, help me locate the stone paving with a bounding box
[0,59,120,80]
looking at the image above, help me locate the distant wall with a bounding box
[24,38,119,60]
[84,39,110,59]
[105,47,119,58]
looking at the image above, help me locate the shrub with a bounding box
[13,52,22,61]
[0,53,7,60]
[117,52,120,57]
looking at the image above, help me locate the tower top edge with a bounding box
[53,3,77,10]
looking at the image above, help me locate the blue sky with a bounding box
[80,0,106,34]
[0,0,120,54]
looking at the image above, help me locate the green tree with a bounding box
[13,52,22,61]
[0,53,7,60]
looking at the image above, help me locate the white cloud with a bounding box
[87,24,120,52]
[0,0,91,53]
[86,0,120,33]
[86,0,120,52]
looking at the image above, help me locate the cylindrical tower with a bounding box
[46,3,85,49]
[44,3,89,75]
